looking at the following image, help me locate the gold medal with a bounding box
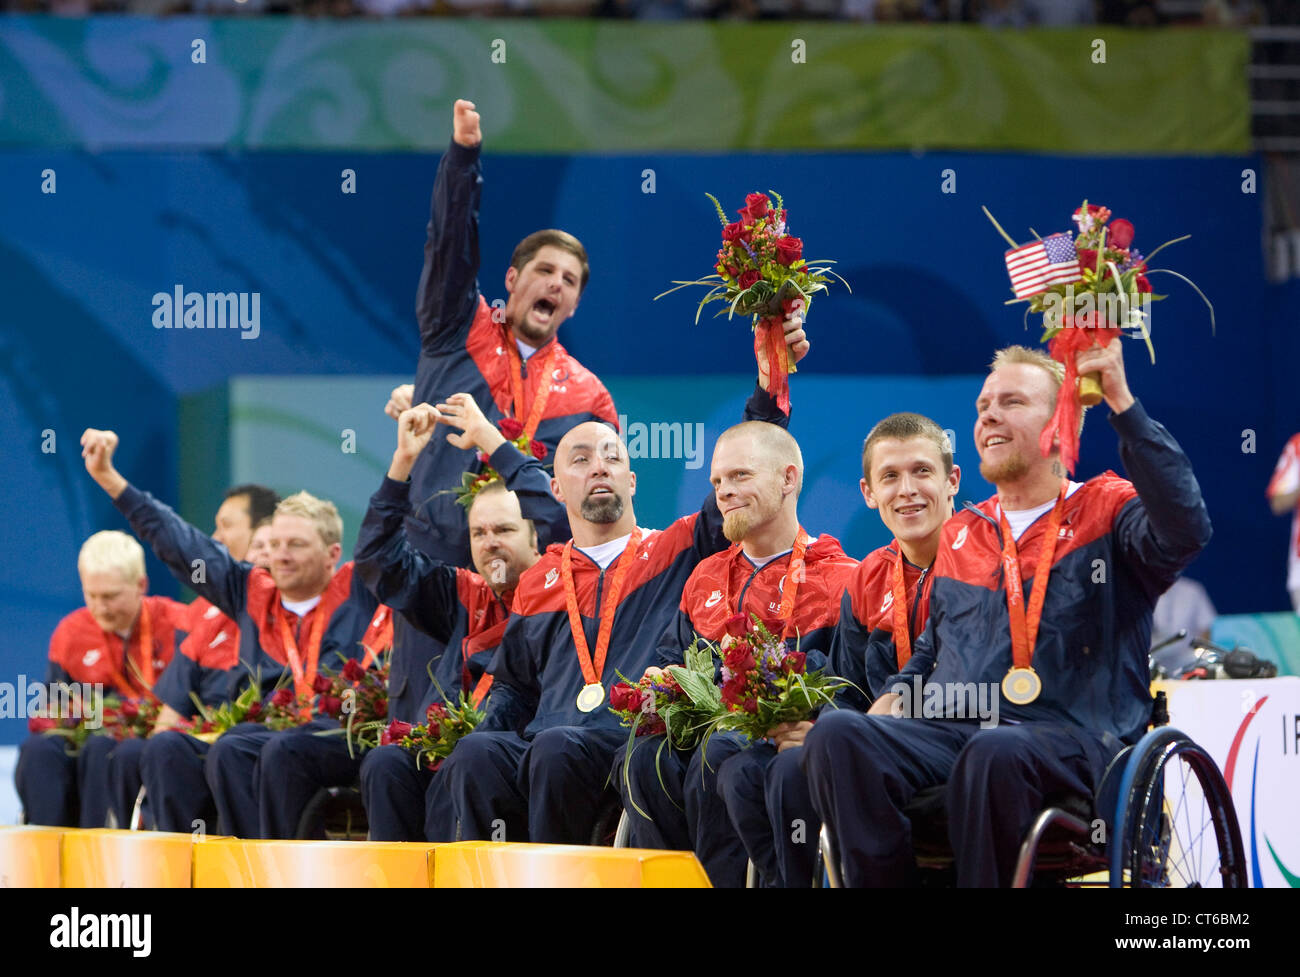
[576,682,605,713]
[1001,666,1042,705]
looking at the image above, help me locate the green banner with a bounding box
[0,18,1246,153]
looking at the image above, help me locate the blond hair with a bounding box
[717,421,804,497]
[275,491,343,548]
[78,530,145,583]
[990,344,1089,433]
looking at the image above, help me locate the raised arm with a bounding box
[81,429,250,620]
[416,99,485,354]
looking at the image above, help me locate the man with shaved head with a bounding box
[616,421,858,886]
[436,320,809,845]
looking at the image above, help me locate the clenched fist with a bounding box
[453,99,481,149]
[81,428,127,499]
[389,404,443,482]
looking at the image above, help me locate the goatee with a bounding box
[722,509,751,543]
[581,493,624,524]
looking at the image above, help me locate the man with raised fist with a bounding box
[384,97,617,734]
[261,397,553,841]
[80,428,377,837]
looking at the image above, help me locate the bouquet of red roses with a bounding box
[100,696,161,741]
[27,684,102,753]
[452,417,550,508]
[188,677,277,742]
[657,191,847,416]
[367,692,485,771]
[706,613,852,742]
[984,200,1213,473]
[311,655,391,757]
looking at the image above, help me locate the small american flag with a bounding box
[1005,232,1083,299]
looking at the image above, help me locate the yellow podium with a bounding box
[61,829,196,888]
[432,842,712,888]
[0,826,64,887]
[193,839,437,888]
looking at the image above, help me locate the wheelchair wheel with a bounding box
[1112,728,1247,888]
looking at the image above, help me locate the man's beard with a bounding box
[581,492,625,524]
[979,450,1031,486]
[722,509,751,543]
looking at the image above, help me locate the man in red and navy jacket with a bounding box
[103,486,280,829]
[804,342,1212,887]
[260,400,549,840]
[437,324,807,846]
[618,423,858,887]
[80,429,378,838]
[717,411,960,887]
[17,530,187,827]
[386,98,617,732]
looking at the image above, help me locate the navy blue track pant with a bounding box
[140,731,216,833]
[104,737,146,828]
[802,712,1114,887]
[717,742,819,887]
[358,744,456,842]
[257,725,362,839]
[15,733,115,827]
[440,727,625,844]
[613,731,749,888]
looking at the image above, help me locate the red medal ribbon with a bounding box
[107,601,156,699]
[560,529,643,687]
[997,482,1068,672]
[889,547,913,667]
[506,338,558,441]
[277,604,329,719]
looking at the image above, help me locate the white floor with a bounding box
[0,747,21,825]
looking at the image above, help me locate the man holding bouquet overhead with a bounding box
[615,423,858,888]
[803,341,1212,886]
[436,323,808,847]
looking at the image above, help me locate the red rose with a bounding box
[498,418,524,441]
[270,688,294,708]
[722,222,744,243]
[723,645,756,674]
[245,701,263,721]
[27,716,56,734]
[775,236,803,265]
[738,192,770,223]
[380,720,413,746]
[737,269,760,291]
[312,674,333,694]
[1135,274,1152,293]
[530,439,549,461]
[782,651,807,675]
[319,695,343,717]
[609,683,640,713]
[1076,248,1098,272]
[121,700,140,719]
[477,451,491,466]
[724,614,749,638]
[1107,219,1134,249]
[342,659,367,683]
[427,702,448,723]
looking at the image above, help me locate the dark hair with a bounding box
[861,413,953,484]
[467,480,538,549]
[225,484,281,526]
[510,230,590,293]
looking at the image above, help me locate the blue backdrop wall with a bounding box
[2,148,1295,743]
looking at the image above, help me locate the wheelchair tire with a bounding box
[1111,727,1247,888]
